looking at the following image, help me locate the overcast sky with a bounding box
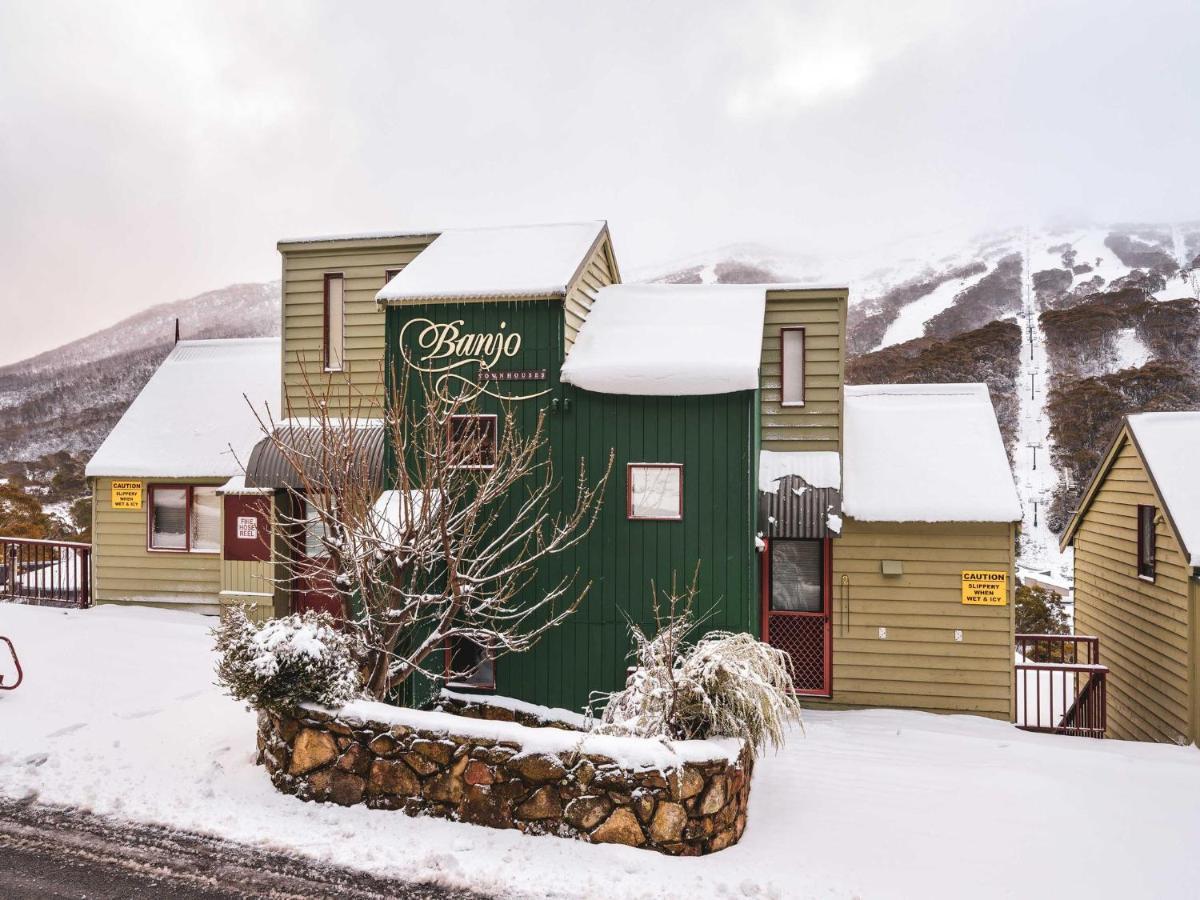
[1,0,1197,363]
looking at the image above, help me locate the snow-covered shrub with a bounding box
[598,597,803,757]
[214,607,362,711]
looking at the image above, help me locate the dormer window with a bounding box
[780,327,805,406]
[323,273,345,372]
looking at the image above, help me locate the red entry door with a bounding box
[762,538,832,696]
[292,496,343,618]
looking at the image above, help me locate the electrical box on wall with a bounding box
[881,560,903,576]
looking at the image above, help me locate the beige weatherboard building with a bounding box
[1060,412,1200,745]
[83,218,1026,722]
[85,338,280,617]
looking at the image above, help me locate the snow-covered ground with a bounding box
[2,604,1199,899]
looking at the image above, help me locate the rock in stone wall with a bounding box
[257,706,753,855]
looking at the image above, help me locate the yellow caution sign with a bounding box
[110,480,143,510]
[961,570,1008,606]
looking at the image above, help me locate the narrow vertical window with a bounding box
[324,273,345,372]
[303,497,328,558]
[781,327,805,406]
[1137,504,1156,579]
[190,487,222,552]
[770,540,824,611]
[149,487,188,550]
[627,464,683,520]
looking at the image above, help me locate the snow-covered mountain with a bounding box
[644,222,1200,578]
[0,281,280,463]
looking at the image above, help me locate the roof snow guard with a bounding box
[842,384,1021,523]
[561,284,768,396]
[376,221,607,304]
[86,338,280,479]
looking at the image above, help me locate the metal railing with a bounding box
[0,537,92,608]
[1015,634,1107,738]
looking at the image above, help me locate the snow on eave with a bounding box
[758,450,841,493]
[1126,412,1200,568]
[841,382,1022,524]
[375,221,607,305]
[85,338,280,480]
[560,283,767,396]
[277,228,439,247]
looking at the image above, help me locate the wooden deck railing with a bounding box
[1015,634,1107,738]
[0,536,92,608]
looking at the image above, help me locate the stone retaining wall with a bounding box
[257,703,752,855]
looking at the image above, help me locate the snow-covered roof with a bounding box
[560,284,767,395]
[842,384,1021,523]
[376,221,606,303]
[278,228,438,246]
[1127,412,1200,567]
[86,339,280,479]
[758,451,841,494]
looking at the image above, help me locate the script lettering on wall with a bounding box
[398,317,551,403]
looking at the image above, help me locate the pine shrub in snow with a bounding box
[598,581,803,757]
[214,608,362,711]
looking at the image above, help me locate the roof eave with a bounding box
[376,289,567,307]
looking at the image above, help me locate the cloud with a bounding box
[728,41,873,116]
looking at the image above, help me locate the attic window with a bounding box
[448,415,498,469]
[1137,504,1156,579]
[627,464,683,520]
[780,327,805,406]
[323,273,345,372]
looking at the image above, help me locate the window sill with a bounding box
[628,515,684,522]
[780,401,806,408]
[1138,573,1156,583]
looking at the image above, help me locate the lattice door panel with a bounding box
[767,613,827,693]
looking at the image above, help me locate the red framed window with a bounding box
[323,273,345,372]
[780,327,805,407]
[627,463,683,521]
[147,485,221,553]
[448,414,498,469]
[1137,504,1156,580]
[445,637,496,690]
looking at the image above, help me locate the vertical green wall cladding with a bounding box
[386,301,758,713]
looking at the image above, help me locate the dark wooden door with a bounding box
[762,538,832,696]
[291,496,342,618]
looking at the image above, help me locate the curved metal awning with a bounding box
[243,424,387,491]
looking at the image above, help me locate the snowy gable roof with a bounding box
[842,384,1021,523]
[560,284,767,396]
[376,221,607,303]
[86,338,280,479]
[1128,412,1200,567]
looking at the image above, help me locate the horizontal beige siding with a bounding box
[92,476,223,612]
[563,233,619,350]
[759,290,847,452]
[827,520,1015,719]
[281,236,435,418]
[1073,439,1193,744]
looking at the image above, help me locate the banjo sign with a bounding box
[399,317,550,402]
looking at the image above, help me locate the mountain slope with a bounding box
[0,281,280,462]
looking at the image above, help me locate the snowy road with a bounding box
[0,798,482,899]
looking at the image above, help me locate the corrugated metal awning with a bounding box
[243,425,386,491]
[758,476,842,540]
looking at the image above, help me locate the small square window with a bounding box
[627,464,683,520]
[1137,504,1156,579]
[780,327,805,406]
[446,637,495,689]
[448,415,498,469]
